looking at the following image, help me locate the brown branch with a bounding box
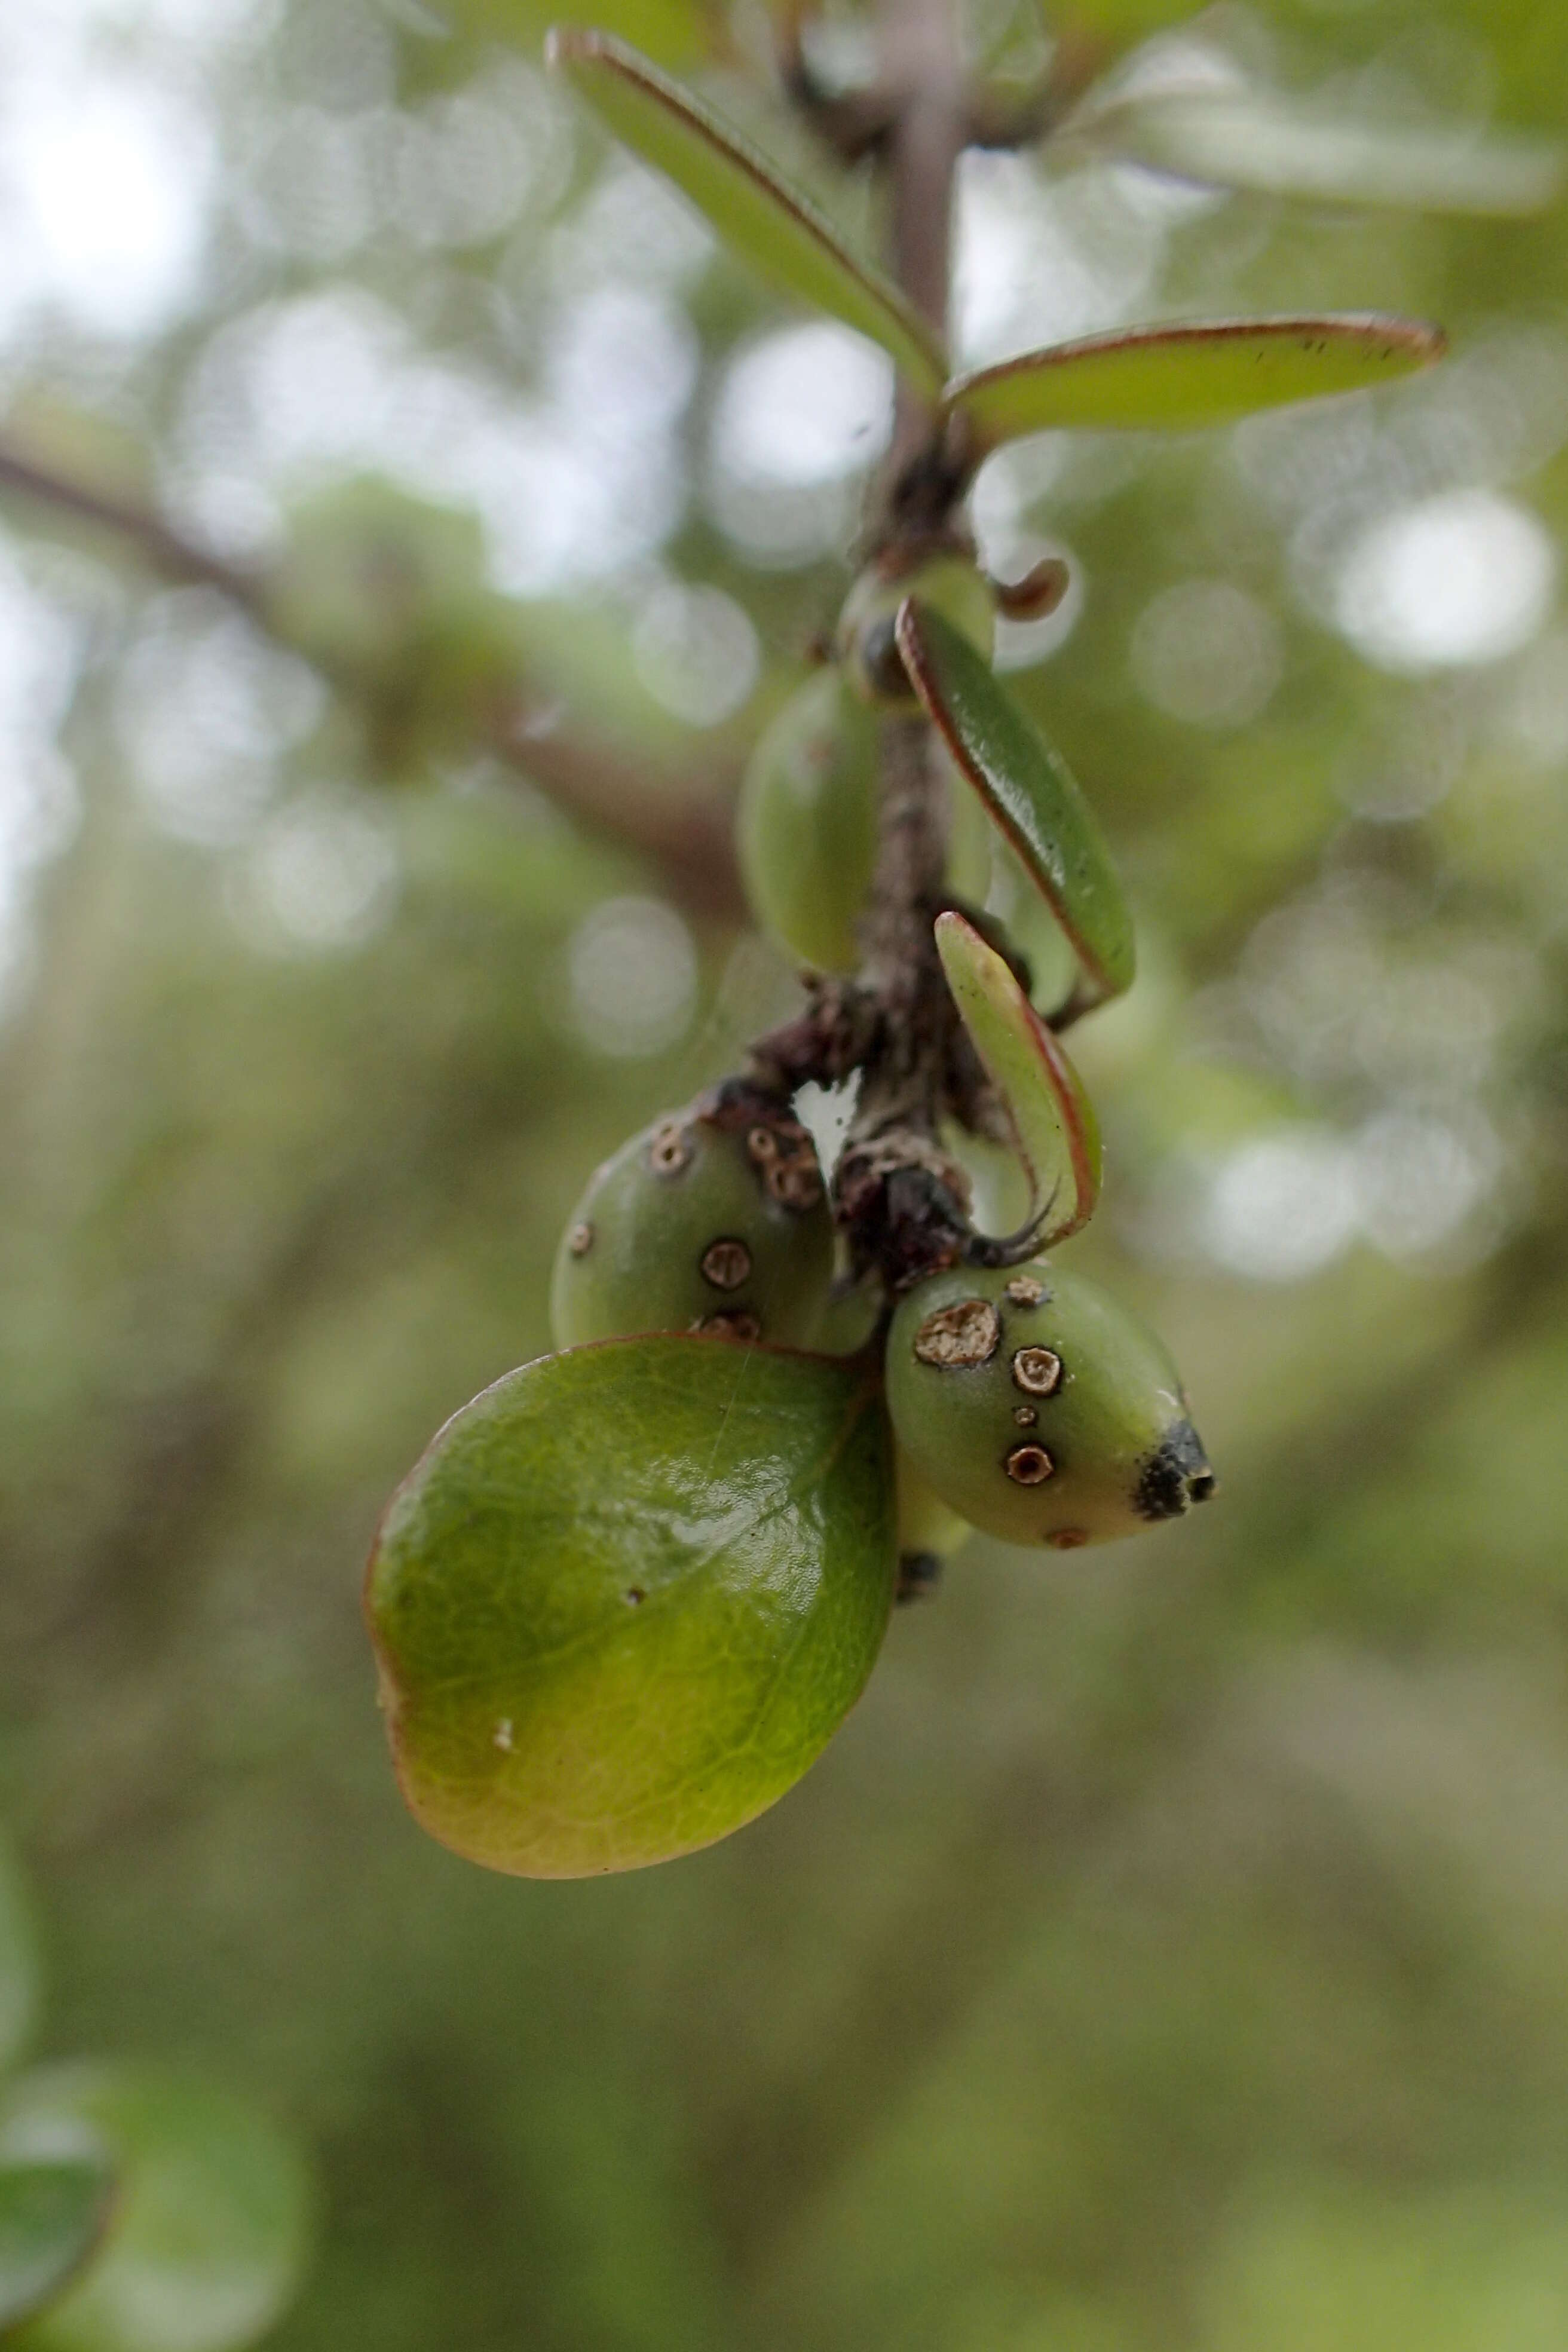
[0,434,746,923]
[489,696,745,922]
[0,442,271,618]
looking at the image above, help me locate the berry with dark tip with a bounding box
[884,1259,1214,1548]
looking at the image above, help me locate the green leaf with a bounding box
[1083,90,1563,219]
[935,911,1101,1247]
[0,1839,41,2078]
[944,314,1444,449]
[896,600,1134,1013]
[0,2159,114,2333]
[366,1334,898,1878]
[546,28,947,397]
[0,2064,313,2352]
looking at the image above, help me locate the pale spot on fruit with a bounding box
[649,1121,691,1175]
[1013,1403,1037,1427]
[493,1719,514,1752]
[568,1221,594,1257]
[1006,1442,1054,1486]
[700,1236,752,1290]
[913,1298,1000,1368]
[1004,1275,1046,1308]
[1012,1345,1062,1396]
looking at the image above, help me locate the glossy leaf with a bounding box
[935,911,1101,1247]
[897,601,1134,1012]
[944,314,1444,449]
[1085,90,1563,219]
[546,29,946,396]
[367,1335,898,1878]
[0,2063,313,2352]
[0,1837,41,2077]
[0,2158,114,2333]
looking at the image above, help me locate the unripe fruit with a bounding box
[736,668,1002,973]
[550,1108,835,1351]
[737,670,878,974]
[885,1260,1214,1548]
[895,1447,971,1559]
[838,552,995,709]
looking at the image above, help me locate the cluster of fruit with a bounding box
[368,544,1215,1881]
[550,1098,1211,1570]
[365,26,1445,1880]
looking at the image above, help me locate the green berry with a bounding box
[550,1108,835,1352]
[737,670,878,973]
[838,552,996,709]
[885,1260,1214,1548]
[895,1446,971,1559]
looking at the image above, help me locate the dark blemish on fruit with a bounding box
[700,1237,752,1291]
[693,1309,762,1341]
[1134,1420,1214,1520]
[1012,1345,1062,1397]
[1006,1443,1054,1486]
[767,1159,823,1211]
[914,1298,1000,1368]
[624,1587,647,1606]
[1047,1528,1089,1551]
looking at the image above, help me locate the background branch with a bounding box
[0,435,748,923]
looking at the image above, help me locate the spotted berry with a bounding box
[885,1259,1214,1548]
[550,1107,835,1350]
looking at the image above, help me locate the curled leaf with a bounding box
[367,1335,898,1878]
[936,911,1101,1247]
[896,599,1134,1014]
[944,314,1444,449]
[547,27,947,396]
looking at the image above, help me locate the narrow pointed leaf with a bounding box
[1085,90,1563,219]
[936,911,1101,1247]
[367,1335,897,1879]
[0,2157,115,2330]
[547,28,946,396]
[897,599,1134,1012]
[944,314,1444,449]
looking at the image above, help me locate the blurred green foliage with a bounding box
[2,0,1568,2345]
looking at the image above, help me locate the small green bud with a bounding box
[837,552,995,709]
[885,1260,1214,1548]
